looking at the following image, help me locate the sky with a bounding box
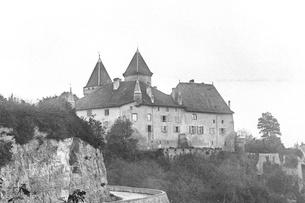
[0,0,304,147]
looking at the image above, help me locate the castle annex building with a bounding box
[76,49,235,150]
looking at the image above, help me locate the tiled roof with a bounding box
[123,50,153,77]
[140,83,180,108]
[76,81,179,110]
[85,58,112,87]
[176,82,233,114]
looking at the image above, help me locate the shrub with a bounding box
[0,95,105,148]
[104,118,137,161]
[0,140,13,167]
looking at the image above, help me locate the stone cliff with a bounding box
[0,128,109,202]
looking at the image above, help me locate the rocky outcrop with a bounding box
[0,128,109,202]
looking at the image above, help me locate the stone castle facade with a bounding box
[76,49,235,150]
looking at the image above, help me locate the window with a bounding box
[147,113,152,121]
[209,128,215,135]
[198,126,204,134]
[161,115,167,122]
[130,106,133,110]
[221,120,224,124]
[86,109,92,117]
[174,126,180,133]
[189,126,196,134]
[161,126,168,133]
[147,125,152,133]
[220,128,226,135]
[157,107,160,111]
[213,119,216,124]
[192,114,197,120]
[104,109,109,116]
[166,107,169,112]
[132,113,138,122]
[175,108,177,112]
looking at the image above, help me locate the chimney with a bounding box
[171,88,176,100]
[228,100,231,108]
[113,78,121,90]
[189,79,194,83]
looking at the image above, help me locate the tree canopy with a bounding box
[257,112,281,137]
[0,94,104,148]
[105,118,138,160]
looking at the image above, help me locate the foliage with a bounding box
[8,184,31,202]
[0,94,105,148]
[263,163,297,196]
[67,189,86,203]
[106,152,301,203]
[104,118,137,160]
[283,154,299,168]
[87,117,106,149]
[245,135,284,153]
[0,140,13,167]
[257,112,281,137]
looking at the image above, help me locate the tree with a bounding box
[105,118,137,160]
[257,112,281,137]
[87,117,106,149]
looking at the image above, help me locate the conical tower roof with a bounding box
[123,49,153,77]
[85,56,112,87]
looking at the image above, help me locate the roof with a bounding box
[76,81,179,110]
[85,58,112,87]
[123,50,153,77]
[175,82,233,114]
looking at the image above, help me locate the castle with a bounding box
[75,49,235,150]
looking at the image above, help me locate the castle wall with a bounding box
[76,104,235,150]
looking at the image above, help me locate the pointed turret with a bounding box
[83,55,112,95]
[123,49,153,85]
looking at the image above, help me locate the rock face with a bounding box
[0,129,109,202]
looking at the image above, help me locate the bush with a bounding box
[106,152,300,203]
[245,135,284,153]
[0,140,13,167]
[104,118,137,161]
[0,95,105,148]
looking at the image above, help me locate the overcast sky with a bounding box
[0,0,304,146]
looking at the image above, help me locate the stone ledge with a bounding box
[107,185,169,203]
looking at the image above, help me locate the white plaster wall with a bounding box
[76,105,234,150]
